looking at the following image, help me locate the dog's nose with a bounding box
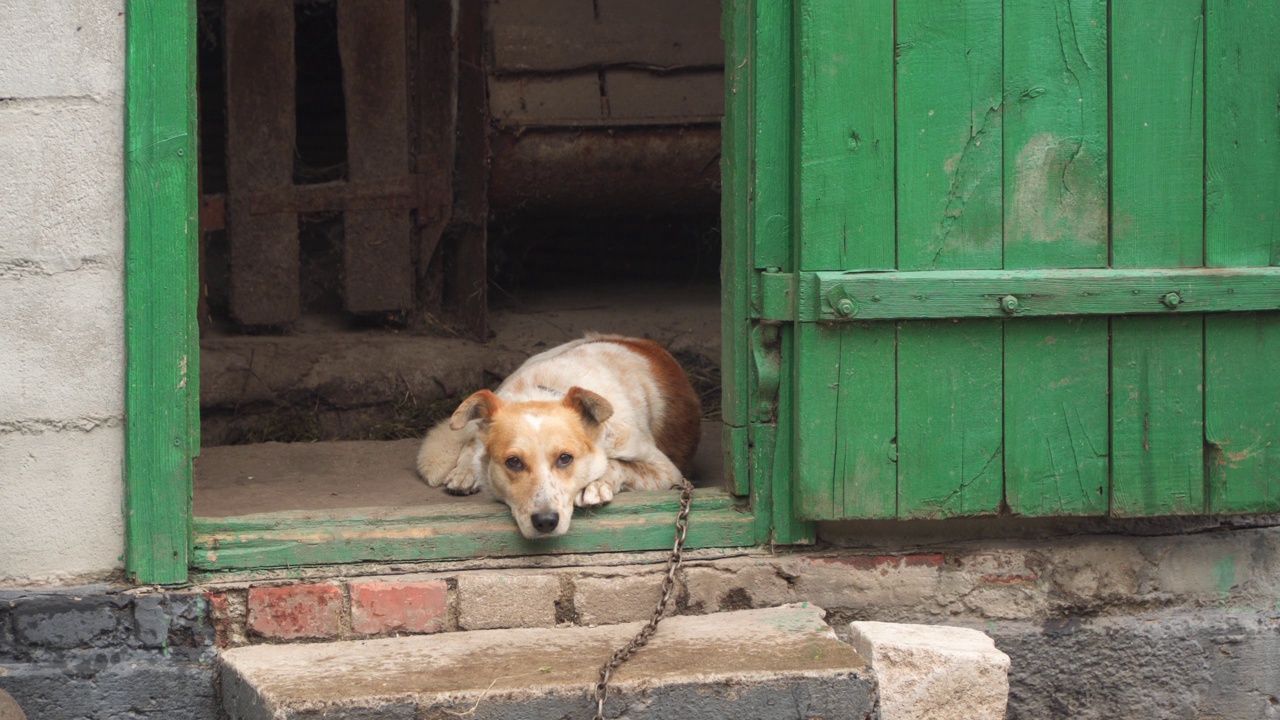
[530,512,560,534]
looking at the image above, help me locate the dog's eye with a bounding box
[556,453,574,468]
[505,456,524,471]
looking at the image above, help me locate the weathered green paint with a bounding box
[897,321,1004,519]
[721,0,751,498]
[1206,314,1280,513]
[770,1,1278,522]
[793,324,897,521]
[1003,0,1108,269]
[1001,0,1109,517]
[194,490,753,571]
[1204,1,1280,514]
[792,0,897,521]
[1004,318,1109,515]
[124,0,198,584]
[750,0,813,544]
[760,267,1280,322]
[896,0,1003,271]
[1110,0,1206,515]
[1110,317,1205,515]
[1111,0,1205,269]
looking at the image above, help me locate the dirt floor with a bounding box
[194,282,723,517]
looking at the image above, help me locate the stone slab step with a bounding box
[220,603,875,719]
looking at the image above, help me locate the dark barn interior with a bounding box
[193,0,727,516]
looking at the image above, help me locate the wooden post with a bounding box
[224,0,299,326]
[412,0,457,313]
[337,0,415,314]
[450,0,488,341]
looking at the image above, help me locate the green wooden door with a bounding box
[751,0,1280,521]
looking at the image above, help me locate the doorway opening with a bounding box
[192,0,728,524]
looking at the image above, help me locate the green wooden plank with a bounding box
[896,0,1003,271]
[1110,317,1205,515]
[1003,0,1108,269]
[1205,0,1280,268]
[193,490,754,570]
[124,0,198,584]
[1004,318,1109,515]
[775,267,1280,322]
[792,0,897,522]
[1110,0,1206,516]
[1111,0,1205,268]
[721,0,751,495]
[1204,2,1280,514]
[1000,2,1109,502]
[1206,314,1280,513]
[752,0,794,274]
[897,320,1004,518]
[795,0,895,272]
[793,324,897,520]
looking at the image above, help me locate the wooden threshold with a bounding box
[192,488,755,571]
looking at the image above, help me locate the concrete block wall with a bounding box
[0,0,127,584]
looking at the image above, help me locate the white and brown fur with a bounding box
[417,334,701,539]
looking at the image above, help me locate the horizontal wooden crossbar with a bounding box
[757,267,1280,322]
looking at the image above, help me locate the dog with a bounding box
[416,334,701,539]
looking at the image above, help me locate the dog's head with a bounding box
[449,387,612,539]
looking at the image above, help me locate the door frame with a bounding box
[123,0,799,584]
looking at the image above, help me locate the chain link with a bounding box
[591,477,694,720]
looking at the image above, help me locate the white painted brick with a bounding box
[0,98,124,272]
[849,621,1010,720]
[0,270,124,422]
[0,424,124,584]
[455,573,559,630]
[0,0,125,99]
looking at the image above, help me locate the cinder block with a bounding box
[455,573,558,630]
[785,554,945,613]
[849,620,1011,720]
[573,572,670,626]
[0,270,124,423]
[246,585,342,641]
[0,0,125,99]
[682,560,798,614]
[10,596,120,649]
[349,581,448,636]
[0,98,125,271]
[0,427,124,584]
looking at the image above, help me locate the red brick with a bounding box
[205,592,235,648]
[350,581,448,636]
[247,584,342,640]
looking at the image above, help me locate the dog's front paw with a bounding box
[575,480,615,508]
[444,466,481,495]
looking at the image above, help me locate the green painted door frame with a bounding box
[122,0,799,584]
[124,0,199,584]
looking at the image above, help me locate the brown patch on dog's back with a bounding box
[597,338,701,476]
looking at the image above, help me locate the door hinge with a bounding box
[754,270,795,322]
[749,322,782,421]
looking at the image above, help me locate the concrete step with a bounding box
[220,603,876,719]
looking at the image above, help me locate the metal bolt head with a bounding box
[1000,295,1020,314]
[834,298,857,318]
[1162,292,1182,309]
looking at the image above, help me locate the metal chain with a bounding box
[591,476,694,720]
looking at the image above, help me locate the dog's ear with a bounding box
[450,390,503,430]
[563,387,613,428]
